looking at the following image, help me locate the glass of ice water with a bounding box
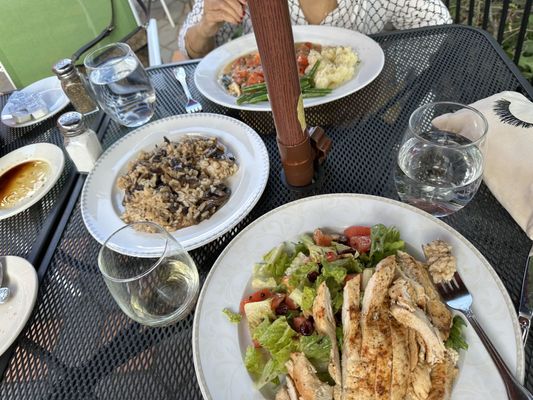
[84,43,156,127]
[394,102,488,217]
[98,222,199,326]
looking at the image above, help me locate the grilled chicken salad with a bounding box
[223,224,468,400]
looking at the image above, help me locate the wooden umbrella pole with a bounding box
[247,0,314,187]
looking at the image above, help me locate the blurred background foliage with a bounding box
[449,0,533,81]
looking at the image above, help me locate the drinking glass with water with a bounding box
[98,222,199,327]
[84,43,156,127]
[394,102,488,217]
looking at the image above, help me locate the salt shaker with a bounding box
[57,112,103,173]
[53,59,98,114]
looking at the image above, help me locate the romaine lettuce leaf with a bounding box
[256,317,299,366]
[222,308,242,323]
[253,244,291,283]
[321,262,347,285]
[299,333,331,364]
[244,346,266,378]
[301,286,317,313]
[288,262,319,288]
[369,224,405,264]
[245,299,275,332]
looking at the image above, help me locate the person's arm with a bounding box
[178,0,245,58]
[388,0,452,30]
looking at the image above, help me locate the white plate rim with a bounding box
[80,113,270,253]
[0,255,38,357]
[1,76,70,128]
[194,25,385,112]
[192,193,525,400]
[0,143,65,220]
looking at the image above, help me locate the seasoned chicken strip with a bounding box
[427,351,458,400]
[408,363,432,400]
[373,304,392,400]
[422,240,456,284]
[275,387,291,400]
[390,305,445,365]
[361,255,397,319]
[341,275,364,400]
[390,319,410,400]
[286,376,299,400]
[286,353,333,400]
[407,329,419,371]
[313,282,342,387]
[396,251,452,339]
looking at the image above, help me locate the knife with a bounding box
[519,244,533,346]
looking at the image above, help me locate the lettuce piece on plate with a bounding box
[299,333,331,367]
[245,298,275,331]
[367,224,405,264]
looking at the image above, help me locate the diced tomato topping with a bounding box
[297,54,309,75]
[313,228,332,247]
[344,226,371,238]
[253,339,261,348]
[344,274,358,284]
[349,235,372,254]
[270,293,286,311]
[246,71,264,86]
[246,52,261,67]
[326,251,338,262]
[239,288,273,314]
[284,296,299,310]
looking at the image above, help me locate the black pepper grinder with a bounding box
[52,59,98,114]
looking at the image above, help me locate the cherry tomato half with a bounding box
[349,235,372,254]
[344,225,371,238]
[313,228,332,247]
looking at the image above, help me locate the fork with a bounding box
[437,272,533,399]
[174,67,202,113]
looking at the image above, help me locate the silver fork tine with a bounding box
[436,271,533,399]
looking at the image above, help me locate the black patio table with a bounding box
[1,24,532,399]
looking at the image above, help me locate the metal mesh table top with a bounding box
[0,96,81,262]
[1,25,533,399]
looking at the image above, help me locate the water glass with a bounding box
[98,222,199,327]
[84,43,156,127]
[394,102,488,217]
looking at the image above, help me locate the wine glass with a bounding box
[394,101,488,217]
[98,222,199,327]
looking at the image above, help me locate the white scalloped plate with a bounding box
[194,25,384,111]
[0,143,65,220]
[0,256,38,356]
[81,113,269,255]
[193,194,524,400]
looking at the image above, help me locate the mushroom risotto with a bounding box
[117,136,238,232]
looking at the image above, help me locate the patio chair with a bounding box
[0,0,161,90]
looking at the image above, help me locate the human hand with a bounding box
[200,0,246,36]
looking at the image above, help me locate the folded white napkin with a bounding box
[433,91,533,239]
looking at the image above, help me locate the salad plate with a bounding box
[193,194,524,400]
[1,76,70,128]
[194,25,384,112]
[81,113,269,255]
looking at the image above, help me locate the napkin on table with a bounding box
[433,91,533,239]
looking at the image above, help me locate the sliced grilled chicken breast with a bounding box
[313,282,342,386]
[390,319,410,400]
[361,255,396,319]
[427,352,458,400]
[286,353,333,400]
[286,376,299,400]
[275,386,291,400]
[341,275,364,400]
[422,240,456,284]
[390,306,446,365]
[396,251,452,339]
[373,305,393,400]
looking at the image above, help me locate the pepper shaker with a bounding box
[57,112,103,173]
[53,59,98,114]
